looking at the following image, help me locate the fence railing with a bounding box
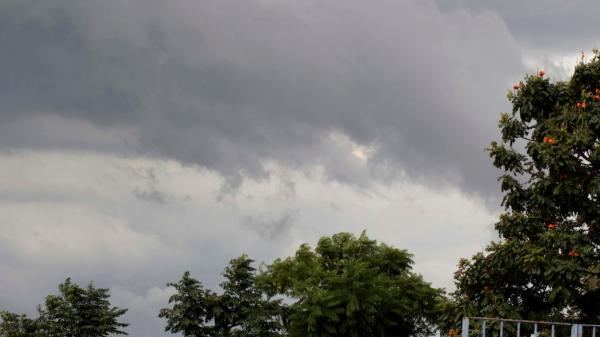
[461,317,600,337]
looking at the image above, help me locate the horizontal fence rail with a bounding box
[461,317,600,337]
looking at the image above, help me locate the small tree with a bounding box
[0,312,39,337]
[159,271,216,337]
[441,50,600,334]
[159,255,285,337]
[38,278,129,337]
[263,232,441,337]
[0,278,128,337]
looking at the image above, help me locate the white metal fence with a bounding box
[461,317,600,337]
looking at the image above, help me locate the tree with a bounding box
[159,255,286,337]
[0,312,39,337]
[441,50,600,334]
[0,278,128,337]
[218,256,286,337]
[37,278,129,337]
[159,271,216,337]
[262,232,441,337]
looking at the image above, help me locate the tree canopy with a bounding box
[441,50,600,334]
[159,255,286,337]
[0,312,39,337]
[0,278,128,337]
[263,232,441,337]
[162,234,440,337]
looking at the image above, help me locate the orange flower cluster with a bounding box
[568,250,581,257]
[548,223,557,230]
[577,102,588,109]
[543,136,556,144]
[448,328,459,336]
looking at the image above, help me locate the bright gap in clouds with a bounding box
[0,148,497,336]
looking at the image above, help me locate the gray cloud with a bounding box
[215,173,244,202]
[243,211,296,239]
[0,0,528,201]
[133,187,168,204]
[436,0,600,53]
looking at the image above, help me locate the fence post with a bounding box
[572,324,583,337]
[482,320,486,337]
[462,318,469,337]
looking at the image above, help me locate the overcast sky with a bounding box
[0,1,597,336]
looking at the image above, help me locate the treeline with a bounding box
[0,232,442,337]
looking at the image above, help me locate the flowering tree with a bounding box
[440,50,600,335]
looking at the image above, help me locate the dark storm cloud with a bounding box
[0,0,526,198]
[0,1,139,125]
[436,0,600,53]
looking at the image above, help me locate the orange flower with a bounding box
[543,136,556,144]
[513,83,520,90]
[568,250,580,257]
[539,70,545,77]
[548,223,557,230]
[577,102,582,108]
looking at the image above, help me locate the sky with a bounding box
[0,1,598,336]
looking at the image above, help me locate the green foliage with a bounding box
[0,312,39,337]
[159,271,216,337]
[38,278,129,337]
[442,50,600,334]
[0,278,128,337]
[263,232,441,337]
[159,255,285,337]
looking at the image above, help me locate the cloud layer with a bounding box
[0,0,527,198]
